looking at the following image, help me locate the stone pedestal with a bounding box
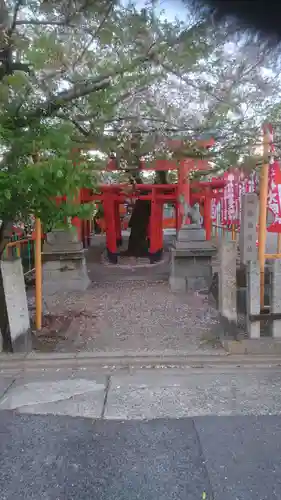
[176,225,207,246]
[218,241,237,323]
[42,229,90,295]
[169,224,217,292]
[246,260,260,338]
[0,258,31,352]
[240,193,258,265]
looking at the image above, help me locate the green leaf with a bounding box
[4,189,11,200]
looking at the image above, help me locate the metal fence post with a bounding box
[35,218,42,330]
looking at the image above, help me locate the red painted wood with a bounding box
[59,144,226,252]
[115,201,122,243]
[204,188,212,241]
[103,192,117,254]
[149,188,163,253]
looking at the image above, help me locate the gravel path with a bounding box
[42,280,224,354]
[31,231,279,354]
[31,240,225,354]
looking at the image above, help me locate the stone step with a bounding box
[3,351,281,371]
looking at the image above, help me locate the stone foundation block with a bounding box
[42,229,90,295]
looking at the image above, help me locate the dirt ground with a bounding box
[29,239,224,354]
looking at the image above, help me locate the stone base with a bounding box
[177,224,206,242]
[222,338,281,355]
[43,228,82,253]
[42,230,90,295]
[149,248,163,264]
[169,275,208,293]
[170,243,217,293]
[107,248,118,264]
[11,330,33,352]
[90,233,106,247]
[106,247,164,265]
[43,257,90,295]
[169,276,187,293]
[174,240,217,255]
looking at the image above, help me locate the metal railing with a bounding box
[212,221,281,258]
[4,234,35,276]
[212,223,238,242]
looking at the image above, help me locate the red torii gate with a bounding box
[78,140,225,263]
[80,179,224,263]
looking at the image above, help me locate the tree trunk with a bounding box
[125,199,151,257]
[124,171,168,257]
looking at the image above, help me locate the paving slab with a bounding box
[11,367,76,384]
[18,390,106,418]
[0,413,212,500]
[105,370,281,419]
[0,376,16,401]
[195,415,281,500]
[0,372,106,417]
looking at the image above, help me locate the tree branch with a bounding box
[15,19,96,38]
[15,20,67,26]
[73,0,115,67]
[154,58,226,104]
[9,0,24,34]
[20,53,154,124]
[16,0,115,29]
[19,77,111,123]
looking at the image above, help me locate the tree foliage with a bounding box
[0,0,167,250]
[0,0,281,253]
[109,13,281,173]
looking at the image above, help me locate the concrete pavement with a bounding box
[2,366,281,418]
[1,412,281,499]
[2,367,281,499]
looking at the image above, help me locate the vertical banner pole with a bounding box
[35,217,42,330]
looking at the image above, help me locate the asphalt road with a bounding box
[1,412,281,500]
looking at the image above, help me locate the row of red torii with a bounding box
[71,139,226,264]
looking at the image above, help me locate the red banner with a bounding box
[267,161,281,233]
[212,124,281,233]
[213,169,258,228]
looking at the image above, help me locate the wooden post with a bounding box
[115,201,122,246]
[149,186,163,261]
[258,126,270,306]
[103,193,117,263]
[35,217,42,330]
